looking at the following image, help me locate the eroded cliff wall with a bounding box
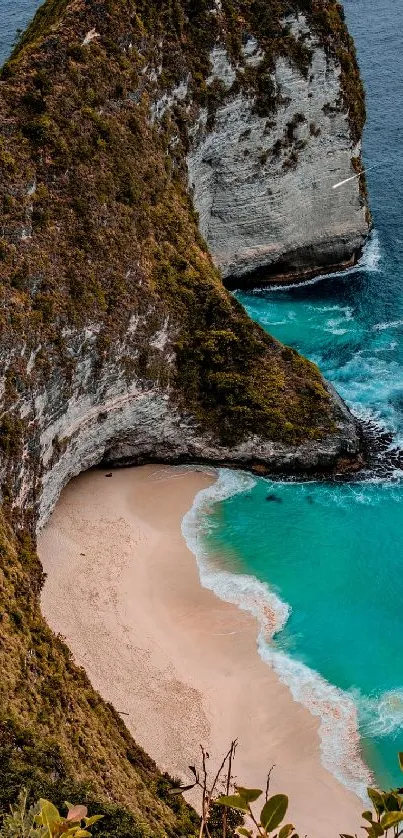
[0,0,365,532]
[188,21,368,282]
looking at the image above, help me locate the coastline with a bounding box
[38,464,363,838]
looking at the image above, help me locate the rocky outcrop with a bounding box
[187,19,369,285]
[3,317,360,533]
[0,0,368,536]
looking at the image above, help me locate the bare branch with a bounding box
[211,740,238,797]
[222,740,237,838]
[265,764,276,802]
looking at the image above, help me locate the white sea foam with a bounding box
[259,645,373,800]
[359,229,382,273]
[182,468,374,801]
[353,687,403,746]
[342,401,391,434]
[308,304,354,318]
[372,319,403,331]
[182,469,290,637]
[323,317,349,335]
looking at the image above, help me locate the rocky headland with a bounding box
[0,0,369,831]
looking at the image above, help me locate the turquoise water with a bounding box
[199,0,403,795]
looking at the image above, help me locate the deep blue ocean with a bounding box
[0,0,42,64]
[2,0,403,799]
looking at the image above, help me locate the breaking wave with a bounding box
[182,468,374,801]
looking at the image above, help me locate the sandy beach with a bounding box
[38,465,363,838]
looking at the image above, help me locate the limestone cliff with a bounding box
[0,0,365,828]
[0,0,365,529]
[188,22,368,284]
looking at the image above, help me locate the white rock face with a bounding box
[33,367,358,531]
[187,20,369,281]
[0,316,359,532]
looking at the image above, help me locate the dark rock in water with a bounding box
[266,493,283,503]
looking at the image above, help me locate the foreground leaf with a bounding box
[382,792,402,812]
[380,811,403,829]
[215,795,249,812]
[67,805,88,822]
[260,795,288,831]
[367,789,385,814]
[279,824,295,838]
[37,800,61,832]
[236,787,263,804]
[363,824,384,837]
[84,816,104,827]
[169,783,196,795]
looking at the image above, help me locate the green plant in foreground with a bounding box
[0,790,103,838]
[6,751,403,838]
[210,750,403,838]
[216,788,296,838]
[340,752,403,838]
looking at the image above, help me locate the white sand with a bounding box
[38,465,364,838]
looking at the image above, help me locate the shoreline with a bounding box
[38,464,364,838]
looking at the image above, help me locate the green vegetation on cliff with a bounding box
[0,0,365,831]
[0,513,200,836]
[0,0,365,454]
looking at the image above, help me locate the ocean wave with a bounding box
[324,326,349,335]
[182,469,289,637]
[308,304,354,315]
[182,469,373,801]
[359,229,381,273]
[259,644,373,800]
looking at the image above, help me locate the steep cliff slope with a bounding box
[0,511,200,836]
[0,0,364,527]
[0,0,365,828]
